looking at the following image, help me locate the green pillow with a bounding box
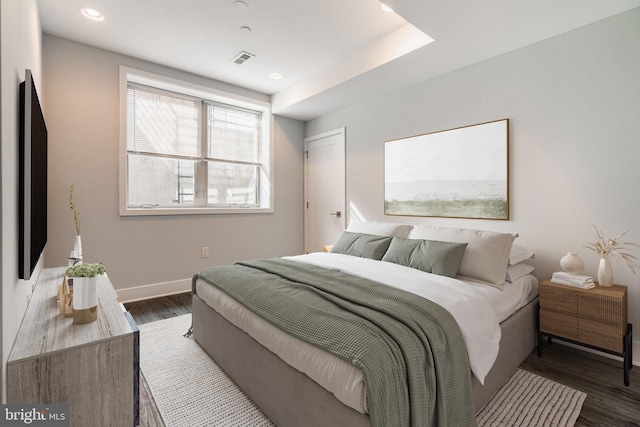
[382,236,468,278]
[330,231,393,260]
[380,236,422,266]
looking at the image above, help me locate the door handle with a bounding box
[330,211,342,218]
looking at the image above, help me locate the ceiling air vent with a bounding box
[231,51,255,65]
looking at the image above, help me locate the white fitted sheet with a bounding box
[195,253,538,415]
[474,273,538,323]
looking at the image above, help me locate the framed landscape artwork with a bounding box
[384,119,509,220]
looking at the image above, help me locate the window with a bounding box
[120,67,272,215]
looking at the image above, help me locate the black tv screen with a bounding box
[18,69,48,280]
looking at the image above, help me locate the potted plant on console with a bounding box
[66,263,106,324]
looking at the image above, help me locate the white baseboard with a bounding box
[116,278,191,303]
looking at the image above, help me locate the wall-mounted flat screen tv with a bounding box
[19,69,48,280]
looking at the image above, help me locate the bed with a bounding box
[191,223,539,427]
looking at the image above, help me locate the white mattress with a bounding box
[195,253,538,415]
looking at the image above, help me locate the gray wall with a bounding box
[306,9,640,361]
[1,0,43,402]
[42,35,305,298]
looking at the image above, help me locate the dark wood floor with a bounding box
[128,293,193,427]
[126,293,640,427]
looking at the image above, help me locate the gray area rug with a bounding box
[140,314,586,427]
[476,369,586,427]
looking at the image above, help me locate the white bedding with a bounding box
[195,252,537,415]
[475,272,538,323]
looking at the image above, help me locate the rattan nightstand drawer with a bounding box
[540,281,627,329]
[579,318,625,353]
[540,308,577,340]
[579,293,626,325]
[540,285,578,315]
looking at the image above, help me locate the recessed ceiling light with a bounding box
[240,26,252,33]
[79,7,104,21]
[232,1,249,13]
[269,73,283,80]
[379,2,394,12]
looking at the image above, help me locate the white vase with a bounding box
[597,257,613,287]
[72,274,100,324]
[560,252,584,275]
[73,235,83,261]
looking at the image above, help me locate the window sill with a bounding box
[120,206,274,216]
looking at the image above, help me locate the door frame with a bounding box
[303,127,346,253]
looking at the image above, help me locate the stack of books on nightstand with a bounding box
[551,271,595,289]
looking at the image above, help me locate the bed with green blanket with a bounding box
[191,224,539,427]
[194,258,475,427]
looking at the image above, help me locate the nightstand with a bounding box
[538,279,633,386]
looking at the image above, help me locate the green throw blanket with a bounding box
[193,258,476,427]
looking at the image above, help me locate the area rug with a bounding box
[140,314,586,427]
[475,369,586,427]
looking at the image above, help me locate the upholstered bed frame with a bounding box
[192,292,539,426]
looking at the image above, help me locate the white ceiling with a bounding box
[37,0,640,120]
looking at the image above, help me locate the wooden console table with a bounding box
[7,267,139,426]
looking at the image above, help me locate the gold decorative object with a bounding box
[57,276,73,317]
[73,306,98,324]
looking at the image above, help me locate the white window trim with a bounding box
[119,66,274,216]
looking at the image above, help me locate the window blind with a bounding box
[127,84,199,158]
[206,102,261,164]
[122,73,271,214]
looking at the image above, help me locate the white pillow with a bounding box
[346,221,413,238]
[509,244,535,265]
[408,225,516,288]
[505,263,535,282]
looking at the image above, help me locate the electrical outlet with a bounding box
[201,246,209,258]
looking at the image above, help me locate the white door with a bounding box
[304,128,346,253]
